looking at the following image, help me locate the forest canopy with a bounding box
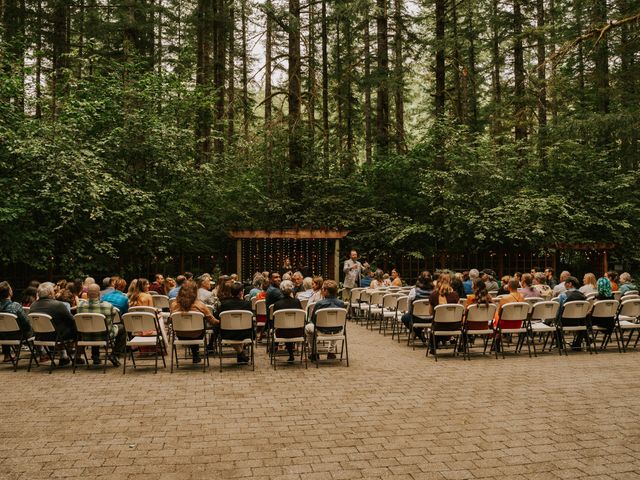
[0,0,639,277]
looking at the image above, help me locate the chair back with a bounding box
[465,303,497,330]
[411,299,431,319]
[382,294,398,310]
[315,308,347,330]
[170,311,205,333]
[432,304,464,331]
[244,294,251,301]
[307,302,316,319]
[619,299,640,319]
[152,295,170,310]
[28,313,55,334]
[359,291,372,306]
[622,290,639,297]
[300,299,309,311]
[148,290,159,296]
[268,304,274,320]
[613,291,622,301]
[396,296,409,314]
[273,309,306,329]
[255,299,266,316]
[350,288,364,303]
[591,300,619,319]
[122,312,158,333]
[458,299,467,306]
[23,306,30,314]
[488,290,498,297]
[530,301,559,323]
[524,297,544,307]
[0,313,19,333]
[369,291,384,307]
[220,310,253,330]
[129,306,157,315]
[498,302,529,329]
[585,292,598,301]
[621,294,639,301]
[561,300,591,320]
[74,313,107,334]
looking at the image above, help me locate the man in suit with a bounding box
[265,272,284,328]
[305,280,345,361]
[29,282,78,365]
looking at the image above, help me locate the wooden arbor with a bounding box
[229,229,350,282]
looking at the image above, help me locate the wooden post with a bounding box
[603,250,608,275]
[236,239,242,279]
[334,239,340,283]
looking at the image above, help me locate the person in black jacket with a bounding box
[29,282,78,365]
[215,282,253,363]
[273,280,303,362]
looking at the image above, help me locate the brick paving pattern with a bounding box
[2,323,640,480]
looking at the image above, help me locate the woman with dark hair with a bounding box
[402,274,434,343]
[128,278,154,307]
[170,280,216,363]
[21,286,38,307]
[464,279,493,309]
[273,280,303,362]
[390,269,403,287]
[0,281,32,363]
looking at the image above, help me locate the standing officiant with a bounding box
[342,250,369,301]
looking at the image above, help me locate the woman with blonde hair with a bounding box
[427,273,460,353]
[579,273,597,295]
[128,278,154,307]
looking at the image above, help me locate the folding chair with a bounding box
[408,299,432,349]
[218,310,254,371]
[556,300,593,355]
[347,287,365,321]
[615,299,640,352]
[152,295,171,324]
[309,308,348,368]
[380,294,399,335]
[129,306,168,349]
[462,303,497,359]
[366,291,385,330]
[529,301,560,353]
[426,304,464,361]
[122,312,166,373]
[589,300,619,350]
[28,313,70,373]
[392,296,409,342]
[623,290,639,297]
[524,297,544,307]
[255,299,267,344]
[0,313,35,372]
[356,291,372,325]
[271,309,306,370]
[73,313,113,373]
[613,291,622,301]
[495,302,534,358]
[300,299,309,311]
[169,311,208,372]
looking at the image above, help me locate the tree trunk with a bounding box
[321,0,329,160]
[466,0,478,131]
[536,0,547,163]
[307,0,315,147]
[195,0,213,164]
[2,0,25,112]
[241,0,249,140]
[288,0,303,170]
[513,0,527,142]
[35,0,43,118]
[376,0,389,157]
[451,0,462,122]
[364,7,372,164]
[593,0,609,115]
[434,0,445,119]
[51,0,69,119]
[265,0,272,133]
[213,0,226,155]
[227,0,235,146]
[393,0,406,153]
[490,0,501,135]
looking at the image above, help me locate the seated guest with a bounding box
[20,286,38,307]
[555,277,587,350]
[168,275,185,299]
[128,278,154,307]
[265,272,284,325]
[30,282,77,365]
[518,273,539,298]
[451,273,465,299]
[619,273,637,296]
[248,274,264,299]
[102,278,129,314]
[0,281,32,363]
[57,283,78,313]
[463,270,476,296]
[464,279,493,309]
[163,277,176,296]
[552,271,571,297]
[360,270,373,289]
[170,280,215,363]
[481,270,499,292]
[495,279,525,324]
[427,273,460,352]
[498,275,511,295]
[77,284,126,365]
[382,273,392,286]
[579,273,597,295]
[149,274,165,295]
[81,277,96,300]
[390,269,403,287]
[214,282,252,363]
[100,277,115,298]
[296,277,314,300]
[371,270,385,289]
[272,280,303,363]
[595,277,614,300]
[533,272,553,299]
[308,276,324,304]
[305,280,345,361]
[606,271,619,291]
[401,274,434,344]
[292,271,304,294]
[197,275,213,303]
[253,278,270,341]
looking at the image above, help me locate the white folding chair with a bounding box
[495,302,534,358]
[366,291,385,330]
[348,287,365,321]
[0,313,34,372]
[462,303,497,359]
[615,299,640,352]
[169,311,208,372]
[380,294,399,335]
[152,295,171,316]
[529,301,560,353]
[426,304,465,361]
[28,313,69,373]
[557,300,593,355]
[408,299,432,349]
[271,309,306,369]
[218,310,255,371]
[392,296,409,342]
[73,313,113,373]
[310,308,348,368]
[589,300,619,350]
[122,312,166,373]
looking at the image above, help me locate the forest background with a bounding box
[0,0,639,281]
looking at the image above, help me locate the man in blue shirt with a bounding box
[463,269,478,296]
[168,275,186,299]
[102,278,130,315]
